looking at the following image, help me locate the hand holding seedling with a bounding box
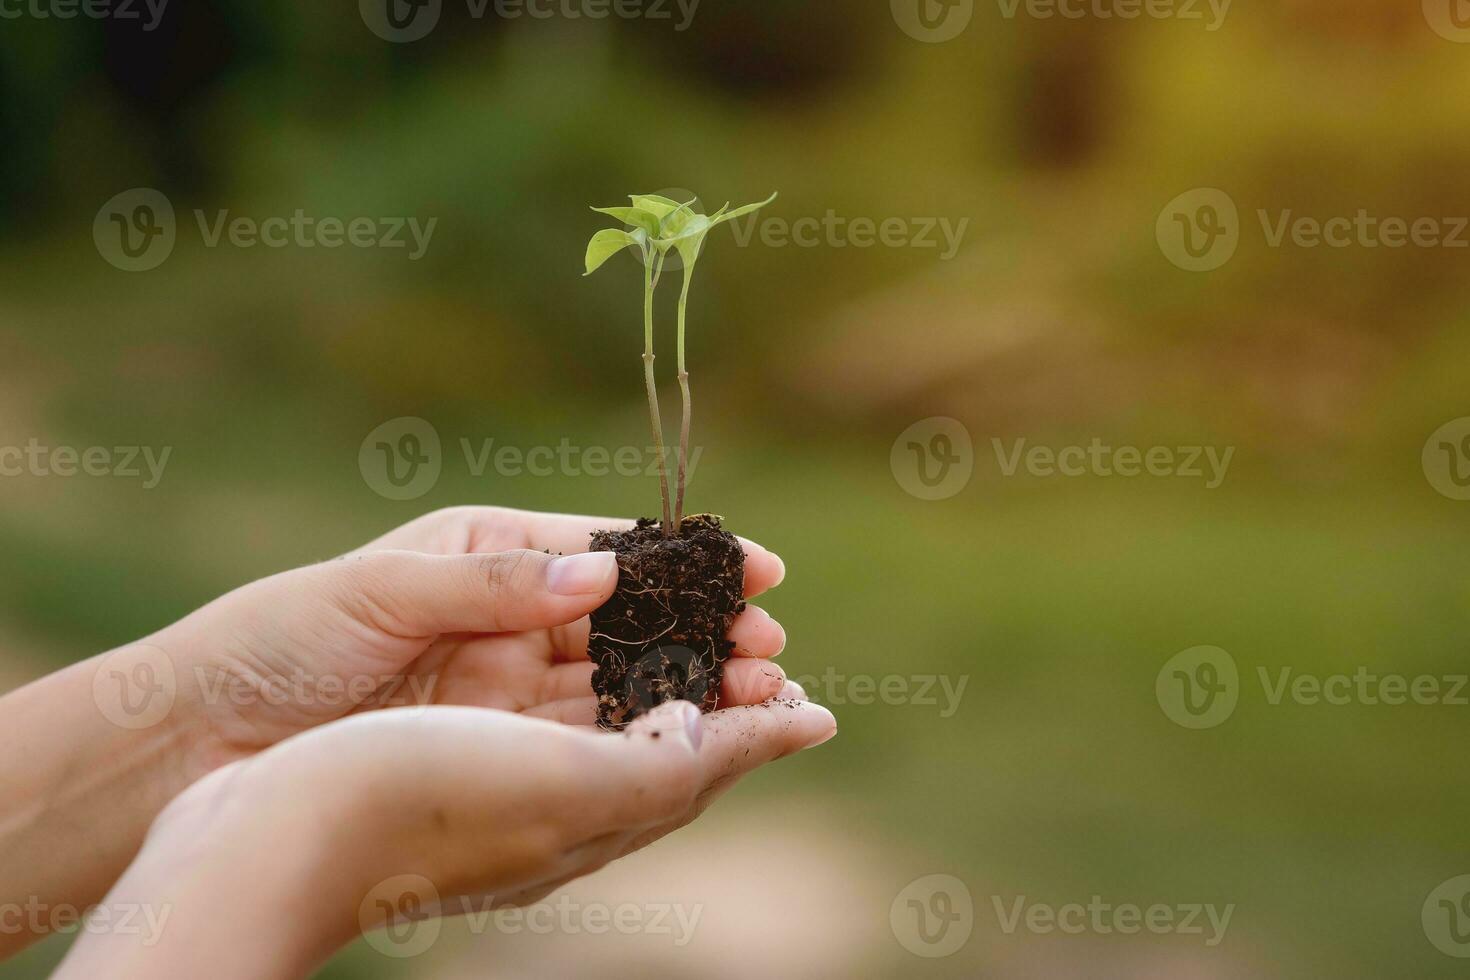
[0,505,806,960]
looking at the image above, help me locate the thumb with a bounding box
[312,548,618,636]
[586,700,704,830]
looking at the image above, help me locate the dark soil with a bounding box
[587,514,746,730]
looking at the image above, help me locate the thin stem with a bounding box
[674,265,693,533]
[642,248,673,534]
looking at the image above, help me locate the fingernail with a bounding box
[547,552,617,595]
[804,706,837,748]
[778,679,807,701]
[768,613,787,656]
[739,537,785,588]
[681,703,704,751]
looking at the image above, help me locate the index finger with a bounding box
[359,507,785,599]
[514,511,786,599]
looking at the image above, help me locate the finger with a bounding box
[620,701,835,854]
[549,604,782,663]
[314,549,617,637]
[777,678,808,701]
[734,538,785,598]
[361,508,785,598]
[484,510,784,596]
[524,696,598,726]
[580,701,704,830]
[729,605,785,658]
[720,659,787,707]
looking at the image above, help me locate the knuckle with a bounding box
[475,549,538,600]
[325,551,420,630]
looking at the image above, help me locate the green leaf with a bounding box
[629,194,684,219]
[657,201,700,239]
[710,191,778,227]
[583,228,643,275]
[590,206,661,238]
[659,213,712,268]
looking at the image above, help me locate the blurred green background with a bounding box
[3,1,1470,976]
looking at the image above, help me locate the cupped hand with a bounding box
[57,698,837,979]
[164,507,791,772]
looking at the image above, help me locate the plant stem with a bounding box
[674,267,693,533]
[642,249,673,534]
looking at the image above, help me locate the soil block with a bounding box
[587,514,746,730]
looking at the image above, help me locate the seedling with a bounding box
[584,191,777,535]
[581,190,777,727]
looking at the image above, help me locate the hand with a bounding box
[0,506,793,956]
[168,506,792,771]
[57,698,837,980]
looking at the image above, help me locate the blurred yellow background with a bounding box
[2,0,1470,976]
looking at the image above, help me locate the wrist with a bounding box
[62,762,374,979]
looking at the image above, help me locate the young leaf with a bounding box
[590,206,661,239]
[629,194,684,219]
[583,227,643,275]
[711,191,778,227]
[657,213,712,268]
